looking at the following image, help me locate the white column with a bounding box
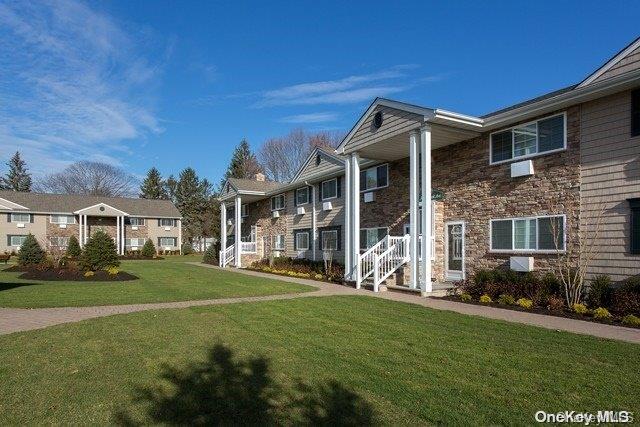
[311,185,317,262]
[178,219,182,255]
[121,216,125,255]
[351,153,361,288]
[78,215,83,248]
[409,130,419,289]
[420,125,432,293]
[234,195,242,268]
[83,215,88,244]
[344,157,352,281]
[116,216,120,254]
[220,202,227,266]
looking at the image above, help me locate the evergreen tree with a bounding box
[139,167,168,199]
[141,239,156,257]
[164,175,178,203]
[79,230,120,271]
[220,139,262,188]
[66,235,82,258]
[175,168,208,243]
[2,151,32,192]
[17,234,45,266]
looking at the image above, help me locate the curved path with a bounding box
[1,263,639,344]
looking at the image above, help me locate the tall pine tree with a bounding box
[175,168,210,243]
[1,151,32,192]
[220,139,262,189]
[139,167,168,199]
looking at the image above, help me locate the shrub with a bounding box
[66,235,82,258]
[79,230,120,271]
[497,294,515,305]
[107,266,119,275]
[592,307,612,320]
[547,296,565,311]
[587,275,612,308]
[141,240,156,258]
[181,242,194,255]
[611,277,640,315]
[84,271,94,277]
[621,314,640,327]
[314,274,323,280]
[17,234,45,266]
[479,294,492,304]
[517,298,533,309]
[572,303,588,315]
[460,293,472,302]
[203,244,217,265]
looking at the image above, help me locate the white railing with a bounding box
[219,244,235,267]
[358,235,389,282]
[373,235,410,292]
[240,241,257,254]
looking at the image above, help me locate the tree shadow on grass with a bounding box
[0,282,45,292]
[114,344,377,426]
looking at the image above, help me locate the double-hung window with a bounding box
[360,164,388,192]
[127,217,145,226]
[490,215,565,252]
[630,198,640,254]
[10,213,30,223]
[320,178,337,200]
[271,194,285,211]
[159,218,175,227]
[295,187,309,206]
[490,113,566,164]
[158,237,177,247]
[50,236,69,247]
[125,238,146,247]
[294,230,309,251]
[272,234,285,251]
[50,215,75,224]
[360,227,387,250]
[321,230,338,251]
[8,235,27,247]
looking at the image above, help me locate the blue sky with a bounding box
[0,0,638,185]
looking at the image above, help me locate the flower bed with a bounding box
[16,266,138,282]
[248,257,344,283]
[446,269,640,329]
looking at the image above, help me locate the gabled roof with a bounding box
[289,145,345,183]
[226,178,285,193]
[578,36,640,88]
[0,190,181,218]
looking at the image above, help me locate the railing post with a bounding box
[373,256,379,293]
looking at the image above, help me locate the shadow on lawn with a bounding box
[0,282,44,292]
[114,343,377,426]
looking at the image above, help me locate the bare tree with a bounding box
[259,129,343,182]
[37,161,137,197]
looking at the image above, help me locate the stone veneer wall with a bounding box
[46,220,80,250]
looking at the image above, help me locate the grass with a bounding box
[0,296,637,425]
[0,255,312,308]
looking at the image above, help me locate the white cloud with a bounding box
[280,112,339,124]
[0,0,165,176]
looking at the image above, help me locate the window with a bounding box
[126,217,145,226]
[630,198,640,254]
[271,194,285,211]
[8,235,27,247]
[295,187,309,206]
[49,236,69,247]
[272,234,285,251]
[294,230,309,251]
[321,178,337,200]
[360,227,387,250]
[632,89,640,137]
[158,237,177,247]
[10,213,30,223]
[490,114,566,164]
[320,229,339,251]
[159,218,175,227]
[50,215,76,224]
[490,215,565,252]
[125,238,147,247]
[241,204,248,217]
[360,164,388,192]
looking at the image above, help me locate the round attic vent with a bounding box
[373,111,383,129]
[99,206,105,211]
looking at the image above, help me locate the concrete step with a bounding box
[386,283,455,297]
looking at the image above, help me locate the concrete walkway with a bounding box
[1,263,639,344]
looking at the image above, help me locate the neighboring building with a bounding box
[220,37,640,292]
[0,191,182,254]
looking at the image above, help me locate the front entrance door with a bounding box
[445,221,465,281]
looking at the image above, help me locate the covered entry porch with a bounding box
[337,98,482,292]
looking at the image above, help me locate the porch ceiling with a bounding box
[355,123,482,161]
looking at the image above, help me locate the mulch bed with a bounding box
[14,267,138,282]
[244,266,342,284]
[440,295,640,329]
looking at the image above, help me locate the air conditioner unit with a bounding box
[511,160,534,178]
[164,226,171,231]
[132,226,139,231]
[16,223,25,228]
[131,246,138,250]
[272,211,280,218]
[510,256,534,272]
[322,201,333,211]
[296,206,305,215]
[364,192,374,203]
[227,219,233,226]
[164,246,172,251]
[59,224,67,229]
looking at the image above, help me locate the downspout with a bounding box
[305,180,316,261]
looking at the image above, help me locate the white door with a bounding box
[445,221,465,281]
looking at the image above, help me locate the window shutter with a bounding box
[293,231,298,250]
[6,235,10,246]
[318,229,323,250]
[30,214,34,223]
[360,229,366,250]
[157,219,161,227]
[632,89,640,137]
[318,184,323,202]
[336,226,342,251]
[336,177,342,198]
[377,165,388,187]
[157,237,161,247]
[7,213,10,222]
[360,170,366,190]
[630,198,640,254]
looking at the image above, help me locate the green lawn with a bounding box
[0,256,312,308]
[0,296,637,425]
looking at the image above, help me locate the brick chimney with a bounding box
[255,172,266,181]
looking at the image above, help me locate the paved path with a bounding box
[1,263,639,344]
